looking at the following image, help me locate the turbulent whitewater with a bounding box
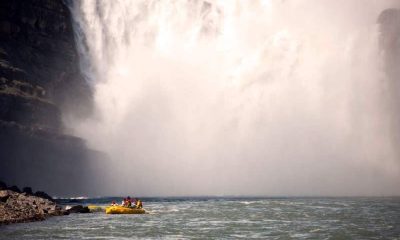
[68,0,400,196]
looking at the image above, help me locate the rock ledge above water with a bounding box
[0,189,67,225]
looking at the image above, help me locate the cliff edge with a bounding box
[0,0,106,196]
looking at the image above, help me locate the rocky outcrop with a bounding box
[67,205,90,214]
[0,189,67,225]
[34,191,53,202]
[0,181,6,190]
[8,186,21,193]
[22,187,33,195]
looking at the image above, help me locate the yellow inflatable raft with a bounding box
[105,206,146,214]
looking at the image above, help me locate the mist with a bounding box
[67,0,400,196]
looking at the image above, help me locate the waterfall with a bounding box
[69,0,400,196]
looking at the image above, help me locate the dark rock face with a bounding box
[22,187,33,195]
[0,189,67,225]
[34,191,53,201]
[0,93,61,129]
[67,205,90,214]
[0,0,92,117]
[0,119,109,196]
[8,186,21,193]
[0,181,6,190]
[0,0,109,196]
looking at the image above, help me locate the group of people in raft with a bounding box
[110,196,143,209]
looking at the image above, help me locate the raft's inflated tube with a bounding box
[105,206,146,214]
[88,205,104,212]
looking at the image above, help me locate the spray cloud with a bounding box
[68,0,400,196]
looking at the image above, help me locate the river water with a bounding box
[1,197,399,239]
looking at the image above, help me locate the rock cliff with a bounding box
[0,0,91,123]
[0,0,106,196]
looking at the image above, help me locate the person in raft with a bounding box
[132,198,137,207]
[111,201,117,206]
[126,196,132,207]
[136,199,143,209]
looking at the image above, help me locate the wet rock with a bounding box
[67,205,90,214]
[22,187,33,195]
[0,191,9,203]
[34,191,53,201]
[0,181,6,190]
[8,185,21,193]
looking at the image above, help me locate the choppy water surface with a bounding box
[1,197,399,239]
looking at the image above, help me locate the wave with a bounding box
[56,196,89,200]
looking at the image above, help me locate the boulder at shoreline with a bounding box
[0,189,67,225]
[67,205,91,214]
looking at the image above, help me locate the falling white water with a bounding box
[68,0,400,196]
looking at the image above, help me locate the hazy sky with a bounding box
[68,0,400,196]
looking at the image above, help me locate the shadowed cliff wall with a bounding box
[0,0,107,196]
